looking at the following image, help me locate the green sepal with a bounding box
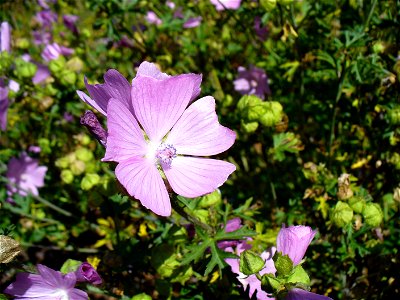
[273,252,293,277]
[239,250,265,275]
[261,273,282,294]
[286,265,310,286]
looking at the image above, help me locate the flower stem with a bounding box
[171,195,214,234]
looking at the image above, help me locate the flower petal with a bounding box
[103,98,147,162]
[136,61,170,80]
[166,96,235,156]
[115,157,171,216]
[286,288,333,300]
[131,74,199,142]
[37,264,75,288]
[163,156,235,198]
[79,69,131,116]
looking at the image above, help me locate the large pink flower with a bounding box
[102,63,236,216]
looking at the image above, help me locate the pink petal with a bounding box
[68,288,89,299]
[103,98,147,162]
[115,157,171,216]
[136,61,170,80]
[77,90,106,116]
[38,264,75,288]
[163,156,235,198]
[131,74,199,142]
[166,96,236,156]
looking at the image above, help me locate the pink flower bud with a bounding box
[75,262,102,285]
[276,225,316,266]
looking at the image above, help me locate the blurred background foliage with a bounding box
[1,0,400,299]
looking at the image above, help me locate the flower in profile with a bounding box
[1,21,11,52]
[41,42,74,62]
[4,264,88,299]
[6,153,47,198]
[183,17,202,29]
[145,11,162,25]
[210,0,241,11]
[75,262,102,285]
[102,62,236,216]
[225,242,276,300]
[276,225,316,266]
[0,79,9,131]
[234,65,271,100]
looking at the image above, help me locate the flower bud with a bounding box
[331,201,353,227]
[49,56,66,74]
[273,251,293,276]
[60,169,74,184]
[362,203,383,227]
[59,70,77,86]
[75,262,102,285]
[55,157,70,169]
[261,273,281,294]
[348,196,366,214]
[81,173,100,190]
[198,190,221,208]
[286,265,310,286]
[70,160,86,175]
[14,58,37,78]
[80,111,107,147]
[276,225,316,266]
[259,101,283,127]
[239,250,266,275]
[75,148,94,162]
[241,120,259,133]
[131,293,152,300]
[337,173,353,200]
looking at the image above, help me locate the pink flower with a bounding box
[4,264,88,299]
[234,65,271,100]
[183,17,202,28]
[225,242,276,300]
[145,11,162,25]
[1,21,11,52]
[0,79,9,131]
[210,0,241,11]
[41,43,74,62]
[102,62,236,216]
[276,225,317,266]
[217,217,243,249]
[286,288,333,300]
[6,153,47,198]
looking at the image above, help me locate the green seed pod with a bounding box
[362,203,383,227]
[198,190,221,208]
[75,148,94,162]
[81,173,100,190]
[331,201,353,227]
[55,157,70,169]
[241,120,259,133]
[70,160,86,175]
[59,70,77,86]
[14,58,37,78]
[348,196,366,214]
[66,57,84,72]
[131,293,152,300]
[49,56,66,74]
[60,170,74,184]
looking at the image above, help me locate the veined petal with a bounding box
[131,74,199,142]
[115,157,171,216]
[163,156,235,198]
[103,99,147,162]
[136,61,170,80]
[166,96,236,156]
[38,264,75,288]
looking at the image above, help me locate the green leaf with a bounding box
[215,226,257,241]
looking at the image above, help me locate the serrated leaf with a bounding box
[181,242,210,266]
[215,226,256,241]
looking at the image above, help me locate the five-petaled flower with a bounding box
[79,62,236,216]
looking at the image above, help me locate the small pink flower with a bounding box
[210,0,241,11]
[183,17,202,29]
[4,264,88,299]
[276,225,317,266]
[102,62,236,216]
[1,21,11,52]
[6,153,47,198]
[145,11,162,25]
[41,43,73,62]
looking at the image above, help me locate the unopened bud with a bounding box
[61,169,74,184]
[362,203,383,227]
[81,173,100,190]
[240,250,265,275]
[75,148,94,162]
[80,111,107,147]
[348,196,366,214]
[331,201,353,227]
[70,160,86,175]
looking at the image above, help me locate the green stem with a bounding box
[363,0,377,31]
[0,175,73,217]
[171,195,214,234]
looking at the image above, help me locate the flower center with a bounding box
[250,79,258,88]
[156,143,176,166]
